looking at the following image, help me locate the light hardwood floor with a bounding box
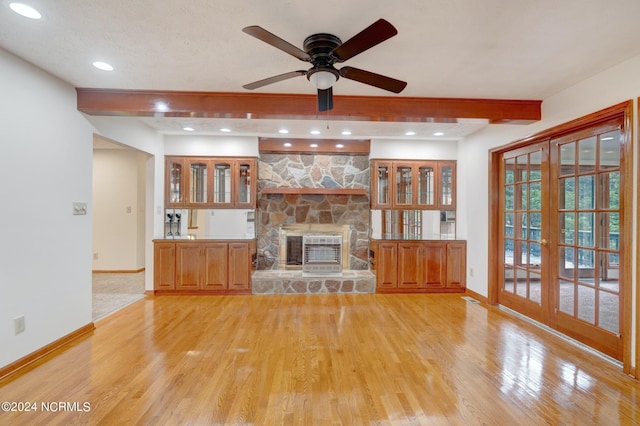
[1,294,639,425]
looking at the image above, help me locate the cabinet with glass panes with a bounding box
[165,156,256,208]
[371,159,456,210]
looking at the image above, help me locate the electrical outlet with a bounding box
[469,267,474,277]
[126,206,132,213]
[14,316,25,335]
[93,252,99,260]
[72,202,87,215]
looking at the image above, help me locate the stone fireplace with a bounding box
[252,153,375,294]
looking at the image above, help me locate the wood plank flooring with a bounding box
[1,294,639,425]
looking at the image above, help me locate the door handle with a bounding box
[537,239,548,246]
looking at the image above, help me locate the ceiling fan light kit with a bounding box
[242,19,407,112]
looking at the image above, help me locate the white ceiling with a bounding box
[3,0,640,140]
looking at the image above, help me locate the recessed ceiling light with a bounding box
[154,101,169,112]
[310,130,321,135]
[433,132,444,136]
[183,127,195,132]
[336,144,344,148]
[405,131,416,136]
[220,128,231,132]
[9,2,42,19]
[310,143,319,148]
[283,142,292,148]
[279,129,289,134]
[341,130,351,136]
[92,61,114,71]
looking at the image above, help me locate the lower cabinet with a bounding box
[153,239,256,294]
[370,240,466,293]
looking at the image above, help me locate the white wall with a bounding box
[92,147,146,271]
[370,138,458,160]
[164,135,259,157]
[0,49,95,367]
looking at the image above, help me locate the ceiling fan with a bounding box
[242,19,407,112]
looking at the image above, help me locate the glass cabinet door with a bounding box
[439,161,456,209]
[371,161,392,208]
[394,162,415,207]
[213,160,232,206]
[166,157,184,206]
[235,160,253,207]
[187,159,209,205]
[417,163,436,208]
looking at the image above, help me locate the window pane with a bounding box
[529,213,541,242]
[529,243,541,266]
[505,213,514,237]
[503,266,515,293]
[520,241,528,265]
[599,131,620,169]
[516,270,527,297]
[504,157,515,183]
[518,212,528,239]
[603,171,620,209]
[598,291,619,333]
[577,248,595,269]
[529,150,542,180]
[599,212,619,250]
[518,183,528,210]
[504,240,514,266]
[516,155,528,181]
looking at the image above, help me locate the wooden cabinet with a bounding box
[370,240,466,293]
[153,239,256,294]
[165,156,257,208]
[371,159,456,210]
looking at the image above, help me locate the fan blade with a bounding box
[243,26,311,61]
[243,70,307,90]
[318,87,333,112]
[339,66,407,93]
[331,19,398,62]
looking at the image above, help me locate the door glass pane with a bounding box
[505,213,514,237]
[520,241,528,265]
[505,185,514,210]
[238,162,251,204]
[559,142,575,176]
[504,266,514,293]
[530,213,541,242]
[529,242,541,267]
[516,155,528,181]
[599,131,620,169]
[504,157,515,183]
[214,163,231,203]
[376,165,389,205]
[518,183,528,210]
[558,280,574,315]
[578,176,595,210]
[599,213,619,249]
[529,182,541,211]
[516,271,527,297]
[578,137,597,173]
[559,247,574,280]
[396,166,412,205]
[418,166,434,205]
[603,172,620,209]
[529,150,542,180]
[598,291,619,333]
[189,162,208,204]
[440,165,454,206]
[577,248,595,270]
[559,177,575,209]
[577,285,595,324]
[577,213,595,247]
[529,271,541,304]
[504,241,514,266]
[517,212,528,239]
[559,213,575,244]
[170,161,182,204]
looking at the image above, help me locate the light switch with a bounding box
[73,202,87,215]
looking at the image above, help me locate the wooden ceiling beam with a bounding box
[76,89,541,124]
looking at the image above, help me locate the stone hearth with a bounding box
[251,270,375,295]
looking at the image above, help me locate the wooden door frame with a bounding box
[488,100,634,376]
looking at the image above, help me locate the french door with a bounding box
[497,116,627,360]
